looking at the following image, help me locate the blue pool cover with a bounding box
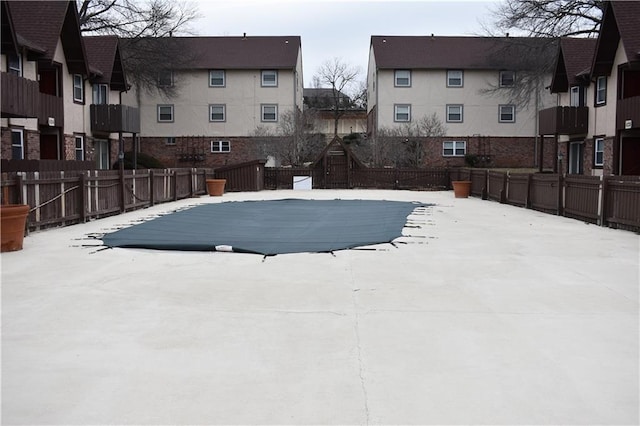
[102,199,426,255]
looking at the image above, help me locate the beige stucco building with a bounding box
[367,35,557,168]
[121,36,304,167]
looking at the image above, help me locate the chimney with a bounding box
[242,32,247,40]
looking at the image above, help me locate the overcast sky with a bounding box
[189,0,499,87]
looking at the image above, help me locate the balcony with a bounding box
[617,96,640,130]
[538,106,588,136]
[38,92,64,128]
[90,104,140,134]
[1,71,39,118]
[1,71,64,127]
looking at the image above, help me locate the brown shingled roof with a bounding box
[592,1,640,75]
[550,38,597,92]
[611,1,640,63]
[121,36,301,70]
[370,35,554,70]
[83,35,128,90]
[8,0,88,74]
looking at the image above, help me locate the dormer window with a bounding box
[73,74,84,103]
[500,70,515,87]
[92,84,108,104]
[570,86,586,107]
[7,53,22,76]
[595,76,606,106]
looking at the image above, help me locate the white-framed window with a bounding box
[158,69,173,87]
[570,86,586,107]
[443,140,466,157]
[209,104,226,122]
[596,76,606,105]
[157,104,174,122]
[261,70,278,87]
[499,104,515,123]
[594,137,604,167]
[209,70,225,87]
[447,70,463,87]
[73,74,84,102]
[446,104,463,122]
[165,137,176,145]
[261,104,278,121]
[7,53,22,76]
[92,84,108,104]
[75,135,84,160]
[394,70,411,87]
[499,70,515,87]
[394,104,411,122]
[211,140,230,153]
[11,128,24,160]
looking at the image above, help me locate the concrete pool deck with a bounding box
[1,189,638,425]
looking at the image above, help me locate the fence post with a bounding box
[526,173,532,209]
[557,174,564,216]
[482,170,488,200]
[172,170,178,201]
[79,172,87,223]
[119,167,126,213]
[190,168,195,197]
[16,173,24,205]
[600,175,607,227]
[500,172,507,204]
[149,170,156,206]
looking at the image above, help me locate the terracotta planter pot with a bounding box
[1,204,30,252]
[452,180,472,198]
[206,179,226,196]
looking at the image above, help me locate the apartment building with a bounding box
[121,36,303,167]
[540,1,640,176]
[0,0,138,169]
[367,35,556,168]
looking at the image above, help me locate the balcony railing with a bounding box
[617,96,640,130]
[38,93,64,128]
[90,104,140,134]
[1,71,39,118]
[1,71,64,126]
[538,106,588,136]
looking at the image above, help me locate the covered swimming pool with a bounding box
[101,199,427,255]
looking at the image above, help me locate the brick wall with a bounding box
[387,136,557,169]
[1,127,40,160]
[129,136,288,168]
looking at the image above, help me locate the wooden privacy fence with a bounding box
[1,168,211,230]
[261,167,449,190]
[465,169,640,232]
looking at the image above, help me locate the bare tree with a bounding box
[78,0,199,38]
[77,0,200,96]
[480,0,604,108]
[253,109,324,166]
[357,113,446,167]
[485,0,604,38]
[313,58,361,137]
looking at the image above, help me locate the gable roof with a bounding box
[312,136,365,169]
[84,36,128,91]
[550,38,598,93]
[122,36,301,70]
[370,35,555,70]
[1,1,18,55]
[592,1,640,76]
[7,0,88,75]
